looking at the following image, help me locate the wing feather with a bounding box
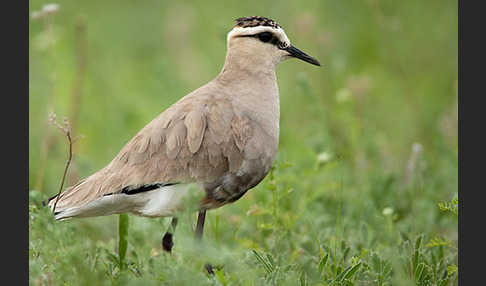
[184,106,207,154]
[50,93,255,212]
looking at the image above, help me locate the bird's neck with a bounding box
[214,49,280,144]
[217,48,278,83]
[215,53,279,102]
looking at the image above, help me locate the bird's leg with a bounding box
[195,209,206,241]
[194,209,215,275]
[162,217,178,253]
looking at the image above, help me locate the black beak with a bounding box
[285,45,321,66]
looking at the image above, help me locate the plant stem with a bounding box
[118,214,129,269]
[52,131,73,214]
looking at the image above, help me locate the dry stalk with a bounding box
[49,113,83,214]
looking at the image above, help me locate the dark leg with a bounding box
[195,209,206,241]
[195,209,215,275]
[162,217,178,253]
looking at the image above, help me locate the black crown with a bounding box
[234,16,281,29]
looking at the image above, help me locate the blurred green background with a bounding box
[29,0,458,285]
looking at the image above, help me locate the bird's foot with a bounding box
[162,232,174,253]
[205,263,215,275]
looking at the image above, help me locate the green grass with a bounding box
[29,0,457,285]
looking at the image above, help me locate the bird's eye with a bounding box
[257,32,273,43]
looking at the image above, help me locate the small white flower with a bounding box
[42,3,60,14]
[31,11,42,19]
[31,3,59,20]
[336,88,351,103]
[412,143,423,154]
[382,207,394,216]
[317,152,332,164]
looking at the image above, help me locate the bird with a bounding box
[47,16,320,254]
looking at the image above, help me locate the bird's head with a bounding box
[225,16,321,70]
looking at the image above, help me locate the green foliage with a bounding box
[396,234,457,286]
[426,236,456,250]
[438,198,458,216]
[29,0,457,285]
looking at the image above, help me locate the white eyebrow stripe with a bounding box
[228,26,291,47]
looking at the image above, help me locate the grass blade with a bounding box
[412,235,423,276]
[336,262,362,282]
[253,250,273,274]
[299,271,308,286]
[415,235,423,251]
[318,253,329,273]
[343,262,362,280]
[118,213,129,269]
[414,263,425,282]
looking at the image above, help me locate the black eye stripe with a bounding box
[240,32,283,47]
[257,32,273,42]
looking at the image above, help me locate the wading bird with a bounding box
[47,16,320,258]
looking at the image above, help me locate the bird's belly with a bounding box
[132,183,202,217]
[54,183,202,220]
